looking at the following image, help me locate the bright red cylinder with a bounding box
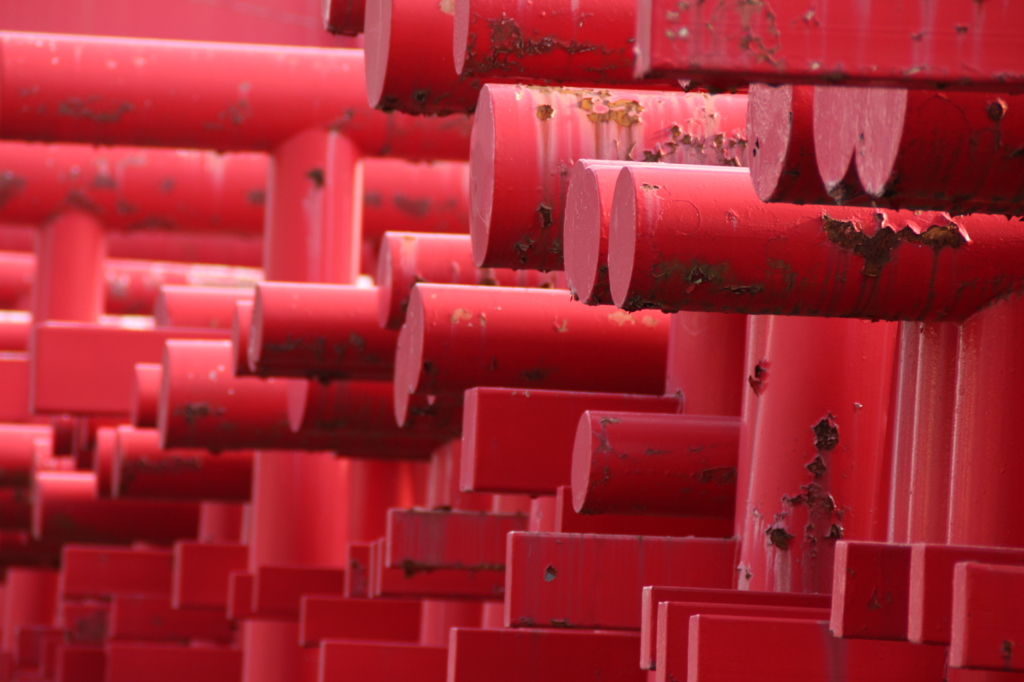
[571,411,739,517]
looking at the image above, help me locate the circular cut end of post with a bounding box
[392,288,427,428]
[131,363,162,429]
[747,83,794,202]
[469,87,497,267]
[376,234,399,329]
[247,290,266,374]
[855,88,909,198]
[570,411,597,514]
[608,168,640,309]
[363,0,394,109]
[563,162,606,305]
[452,0,472,74]
[812,86,861,197]
[156,345,175,450]
[231,300,253,377]
[93,427,117,498]
[286,379,312,433]
[110,429,127,500]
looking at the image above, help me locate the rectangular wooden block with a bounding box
[831,541,912,640]
[252,565,346,621]
[448,627,647,682]
[107,643,241,682]
[385,508,526,571]
[461,387,682,495]
[172,542,248,610]
[639,586,831,670]
[951,562,1024,671]
[506,533,737,630]
[61,546,172,600]
[909,544,1024,645]
[319,641,446,682]
[688,615,947,682]
[300,597,421,647]
[656,602,829,682]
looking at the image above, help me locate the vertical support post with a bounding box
[738,317,896,593]
[665,312,745,416]
[32,210,105,323]
[887,321,957,544]
[264,129,361,284]
[948,294,1024,548]
[2,569,58,656]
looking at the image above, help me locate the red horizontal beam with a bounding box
[461,388,682,495]
[108,595,234,644]
[553,486,733,538]
[689,614,946,682]
[60,546,172,600]
[250,565,347,621]
[0,32,471,159]
[363,0,479,115]
[506,532,737,630]
[159,340,439,455]
[32,322,228,416]
[607,164,1024,321]
[369,538,504,601]
[34,472,200,544]
[299,596,421,647]
[319,640,447,682]
[0,141,266,233]
[471,84,746,271]
[394,285,669,425]
[112,426,253,502]
[640,586,832,671]
[105,230,263,268]
[448,627,646,682]
[55,644,105,682]
[106,642,241,682]
[634,0,1024,90]
[657,602,831,682]
[296,380,458,447]
[571,411,739,517]
[249,283,396,381]
[360,160,470,275]
[454,0,660,89]
[376,232,558,330]
[0,250,260,315]
[154,285,253,331]
[384,508,527,571]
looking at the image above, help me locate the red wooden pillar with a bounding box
[948,294,1024,548]
[737,316,896,594]
[887,321,958,544]
[265,130,361,285]
[32,210,105,323]
[1,568,58,656]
